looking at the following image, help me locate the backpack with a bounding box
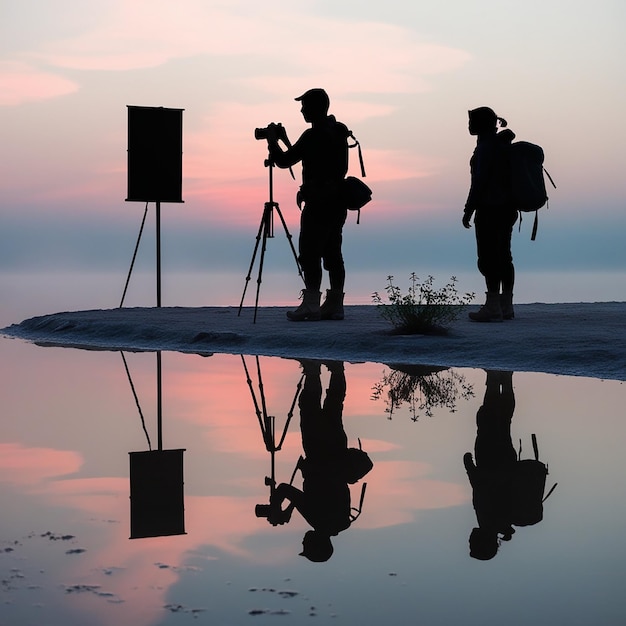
[510,434,557,527]
[342,130,372,222]
[509,141,556,240]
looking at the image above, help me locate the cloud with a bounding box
[23,0,470,98]
[357,460,468,529]
[0,442,82,484]
[0,61,79,106]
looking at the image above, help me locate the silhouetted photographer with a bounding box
[261,89,352,322]
[258,360,372,562]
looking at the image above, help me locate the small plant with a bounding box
[372,274,474,335]
[371,365,474,421]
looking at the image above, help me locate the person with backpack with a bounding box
[463,370,556,560]
[463,107,518,322]
[266,88,350,321]
[463,370,517,560]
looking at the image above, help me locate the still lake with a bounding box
[1,336,625,626]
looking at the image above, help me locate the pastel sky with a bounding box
[1,0,625,305]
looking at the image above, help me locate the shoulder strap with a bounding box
[350,482,367,521]
[348,130,367,177]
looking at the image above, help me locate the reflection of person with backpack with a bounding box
[463,107,518,322]
[268,359,373,562]
[463,370,517,560]
[266,89,351,322]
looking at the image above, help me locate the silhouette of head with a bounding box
[468,107,507,136]
[296,88,330,123]
[468,527,499,560]
[299,529,334,562]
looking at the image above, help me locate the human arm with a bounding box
[266,483,302,525]
[463,452,477,486]
[267,126,305,169]
[463,140,494,225]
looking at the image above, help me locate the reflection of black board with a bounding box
[129,449,186,539]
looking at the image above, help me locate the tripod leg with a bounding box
[274,204,304,283]
[253,218,270,323]
[120,202,149,308]
[238,211,268,315]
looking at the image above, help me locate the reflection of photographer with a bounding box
[261,88,352,322]
[261,359,372,562]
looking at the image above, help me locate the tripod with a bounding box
[241,355,304,524]
[238,155,303,323]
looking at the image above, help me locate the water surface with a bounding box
[1,339,625,625]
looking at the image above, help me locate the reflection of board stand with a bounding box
[241,356,303,521]
[122,350,186,538]
[238,156,303,323]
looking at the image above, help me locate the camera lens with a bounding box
[255,504,271,517]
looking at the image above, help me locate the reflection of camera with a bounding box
[255,504,272,517]
[254,122,284,141]
[255,501,290,526]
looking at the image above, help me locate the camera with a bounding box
[255,501,290,526]
[255,503,272,517]
[254,122,284,141]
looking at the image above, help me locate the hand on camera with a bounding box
[270,123,287,144]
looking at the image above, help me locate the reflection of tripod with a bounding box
[241,355,303,524]
[238,155,303,323]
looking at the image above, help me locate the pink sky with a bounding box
[1,0,624,304]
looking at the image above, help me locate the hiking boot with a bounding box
[320,289,345,320]
[468,292,503,322]
[298,358,322,375]
[286,289,321,321]
[500,292,514,320]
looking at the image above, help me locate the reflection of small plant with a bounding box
[371,365,474,421]
[372,274,474,335]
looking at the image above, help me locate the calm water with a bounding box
[1,337,625,626]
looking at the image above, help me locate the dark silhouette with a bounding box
[463,370,517,560]
[123,351,186,539]
[267,89,351,321]
[371,364,474,421]
[238,127,303,323]
[463,370,557,560]
[463,107,518,322]
[265,360,372,562]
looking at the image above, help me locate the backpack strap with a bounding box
[543,167,557,189]
[542,482,558,503]
[518,209,541,241]
[531,211,539,241]
[518,433,541,460]
[531,433,539,461]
